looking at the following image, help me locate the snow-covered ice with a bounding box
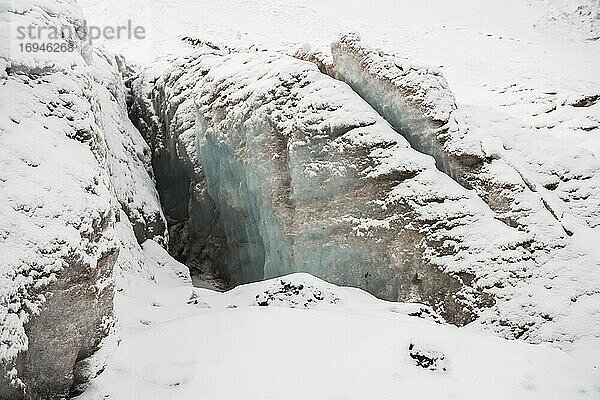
[77,240,600,400]
[1,0,600,397]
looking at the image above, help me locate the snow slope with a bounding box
[77,0,600,154]
[77,240,600,400]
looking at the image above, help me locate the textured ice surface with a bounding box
[92,55,167,246]
[130,42,600,349]
[326,33,571,248]
[0,0,165,396]
[2,0,600,397]
[132,47,539,327]
[129,53,217,271]
[293,35,600,347]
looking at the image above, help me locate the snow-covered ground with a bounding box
[78,0,600,155]
[77,232,600,400]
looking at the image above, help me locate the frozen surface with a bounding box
[130,43,600,349]
[1,1,117,395]
[2,0,600,397]
[78,0,600,160]
[91,55,167,245]
[0,0,165,396]
[324,33,572,244]
[77,244,600,400]
[132,47,543,328]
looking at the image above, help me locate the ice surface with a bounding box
[2,0,600,397]
[326,33,571,246]
[0,0,166,395]
[131,47,545,328]
[127,41,600,349]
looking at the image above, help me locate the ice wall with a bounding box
[0,1,166,397]
[129,53,221,275]
[326,33,568,245]
[130,40,600,349]
[132,48,540,326]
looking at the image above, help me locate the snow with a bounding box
[50,46,595,391]
[77,243,600,400]
[168,47,549,329]
[162,42,600,348]
[88,0,600,346]
[77,0,600,152]
[539,0,600,41]
[89,52,167,244]
[1,0,166,393]
[0,20,117,372]
[2,0,600,397]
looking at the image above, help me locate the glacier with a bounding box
[2,0,600,397]
[306,33,574,246]
[129,40,600,350]
[130,46,536,327]
[0,0,166,397]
